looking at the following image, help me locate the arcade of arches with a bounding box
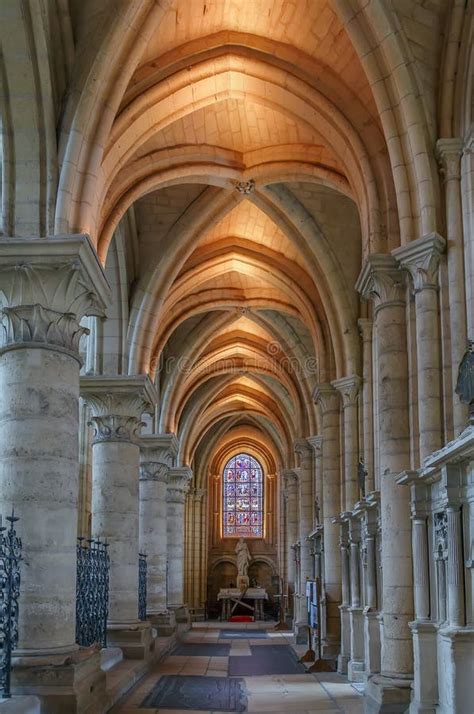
[0,1,473,713]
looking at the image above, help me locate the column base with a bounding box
[364,674,412,714]
[348,606,365,682]
[338,605,351,674]
[437,625,474,714]
[107,621,155,660]
[11,646,108,714]
[168,605,191,632]
[363,609,381,679]
[294,620,310,645]
[148,610,177,637]
[408,620,437,714]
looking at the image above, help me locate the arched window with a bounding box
[222,453,264,538]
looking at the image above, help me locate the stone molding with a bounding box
[139,461,168,483]
[313,383,340,414]
[392,233,446,293]
[167,466,193,504]
[436,138,463,181]
[0,235,110,360]
[81,375,157,444]
[332,375,361,408]
[355,254,405,312]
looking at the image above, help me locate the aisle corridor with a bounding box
[112,623,364,714]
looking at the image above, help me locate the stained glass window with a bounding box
[223,453,264,538]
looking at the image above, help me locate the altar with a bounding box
[218,587,268,620]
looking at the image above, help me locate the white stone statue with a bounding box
[235,537,251,576]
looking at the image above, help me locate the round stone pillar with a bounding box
[358,319,374,492]
[394,234,445,460]
[139,434,178,617]
[357,255,413,708]
[81,376,156,627]
[294,439,314,631]
[314,384,342,654]
[332,376,361,509]
[308,436,323,529]
[282,470,298,592]
[0,237,110,708]
[436,139,468,436]
[167,467,193,609]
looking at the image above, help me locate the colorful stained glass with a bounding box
[223,453,263,538]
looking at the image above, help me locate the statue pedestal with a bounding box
[237,575,249,590]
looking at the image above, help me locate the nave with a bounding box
[112,622,363,714]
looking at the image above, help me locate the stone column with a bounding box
[363,492,382,678]
[282,470,298,612]
[313,384,342,655]
[0,236,110,708]
[358,319,374,492]
[294,439,314,638]
[436,139,468,436]
[446,505,465,627]
[393,234,445,460]
[167,467,193,616]
[357,255,413,711]
[397,471,440,714]
[307,435,323,528]
[81,375,156,657]
[333,515,351,673]
[348,515,365,681]
[332,376,361,509]
[139,433,178,633]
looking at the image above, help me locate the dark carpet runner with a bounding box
[219,629,268,639]
[141,674,247,711]
[228,644,305,676]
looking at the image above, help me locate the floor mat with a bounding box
[228,644,305,676]
[140,674,247,711]
[219,629,268,639]
[172,642,231,656]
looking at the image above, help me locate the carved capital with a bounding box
[436,138,463,181]
[167,466,193,504]
[393,233,445,292]
[307,435,323,454]
[0,236,110,359]
[192,488,207,503]
[91,414,144,444]
[332,375,361,408]
[140,433,179,468]
[313,383,339,414]
[294,438,312,463]
[81,376,157,444]
[355,254,405,312]
[139,461,168,483]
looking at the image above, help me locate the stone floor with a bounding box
[111,622,364,713]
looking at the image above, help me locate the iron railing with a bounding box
[76,538,110,648]
[0,513,22,699]
[138,553,147,620]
